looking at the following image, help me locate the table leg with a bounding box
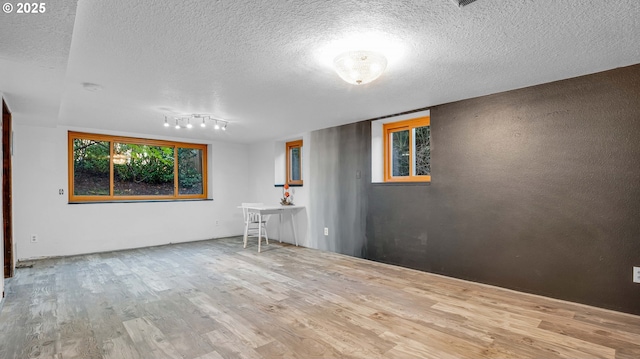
[258,213,262,253]
[278,211,283,243]
[290,210,298,246]
[243,220,249,248]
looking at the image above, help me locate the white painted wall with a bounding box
[247,133,311,248]
[273,141,286,185]
[12,123,249,260]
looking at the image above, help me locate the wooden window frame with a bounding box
[383,116,431,183]
[68,132,208,202]
[286,139,303,186]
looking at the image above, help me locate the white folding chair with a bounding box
[241,203,270,252]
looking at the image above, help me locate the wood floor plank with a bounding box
[102,257,132,276]
[380,330,461,359]
[128,266,171,292]
[54,260,103,358]
[102,336,143,359]
[539,316,640,346]
[254,340,301,359]
[209,287,348,358]
[141,296,216,358]
[193,350,225,359]
[491,323,616,359]
[122,317,183,359]
[431,301,543,329]
[188,291,274,348]
[537,320,640,359]
[204,328,264,359]
[1,236,639,359]
[220,273,289,302]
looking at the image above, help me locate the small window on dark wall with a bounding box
[286,139,303,185]
[69,132,207,202]
[383,116,430,182]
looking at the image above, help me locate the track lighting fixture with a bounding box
[164,114,229,131]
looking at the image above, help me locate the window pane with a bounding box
[178,148,204,195]
[113,143,174,196]
[414,126,431,176]
[391,130,410,177]
[73,139,110,196]
[290,146,301,181]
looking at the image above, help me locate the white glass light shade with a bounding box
[333,51,387,85]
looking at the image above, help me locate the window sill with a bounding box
[68,198,213,204]
[371,182,431,186]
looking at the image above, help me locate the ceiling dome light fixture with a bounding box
[333,51,387,85]
[164,114,228,132]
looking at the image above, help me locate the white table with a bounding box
[241,205,304,252]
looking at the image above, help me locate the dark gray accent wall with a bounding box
[310,64,640,315]
[309,122,370,257]
[367,64,640,315]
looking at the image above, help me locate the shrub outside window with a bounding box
[383,117,431,182]
[69,132,207,202]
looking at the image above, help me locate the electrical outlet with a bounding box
[215,220,219,226]
[324,227,328,236]
[58,188,64,195]
[30,234,38,243]
[633,267,640,283]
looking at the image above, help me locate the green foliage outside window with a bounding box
[73,139,110,196]
[73,139,110,176]
[178,148,203,192]
[114,144,175,185]
[71,135,205,199]
[414,126,431,176]
[392,130,410,176]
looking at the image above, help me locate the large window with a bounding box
[383,117,431,182]
[286,139,303,185]
[69,132,207,202]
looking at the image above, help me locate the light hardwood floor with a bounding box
[0,237,639,359]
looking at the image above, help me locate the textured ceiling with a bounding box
[0,0,76,125]
[1,0,639,143]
